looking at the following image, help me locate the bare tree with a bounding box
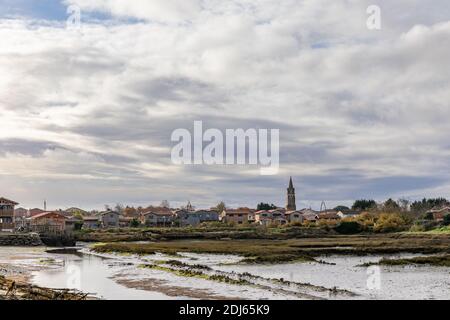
[160,200,170,208]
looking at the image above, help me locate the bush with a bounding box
[334,221,363,234]
[288,221,303,227]
[316,219,338,230]
[423,212,434,220]
[130,219,141,228]
[373,213,407,233]
[353,212,376,231]
[409,224,426,232]
[443,214,450,226]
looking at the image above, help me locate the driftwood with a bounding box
[0,275,88,300]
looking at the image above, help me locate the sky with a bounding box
[1,1,450,210]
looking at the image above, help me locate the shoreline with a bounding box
[0,247,88,300]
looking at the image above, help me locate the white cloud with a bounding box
[1,1,450,208]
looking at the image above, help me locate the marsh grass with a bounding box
[361,255,450,267]
[92,234,450,265]
[139,264,251,285]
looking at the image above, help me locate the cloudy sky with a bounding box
[1,1,450,210]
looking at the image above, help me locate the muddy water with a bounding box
[1,246,449,300]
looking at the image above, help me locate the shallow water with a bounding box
[1,246,449,300]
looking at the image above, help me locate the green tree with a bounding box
[257,203,277,210]
[130,219,140,228]
[352,199,377,211]
[383,198,400,213]
[411,198,449,214]
[215,201,226,213]
[73,212,83,220]
[334,221,363,235]
[443,214,450,226]
[160,200,170,208]
[334,206,350,211]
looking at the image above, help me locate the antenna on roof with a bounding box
[44,200,47,211]
[320,201,327,212]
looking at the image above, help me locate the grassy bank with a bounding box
[91,233,450,263]
[92,239,318,263]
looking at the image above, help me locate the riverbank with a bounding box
[0,246,88,300]
[1,238,450,299]
[0,233,42,246]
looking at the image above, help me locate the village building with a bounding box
[13,207,29,230]
[285,211,304,224]
[65,217,83,234]
[337,210,361,219]
[247,211,256,224]
[66,207,89,216]
[298,208,320,222]
[29,208,46,217]
[286,177,297,211]
[29,211,68,234]
[175,209,219,227]
[254,210,272,226]
[318,210,341,221]
[254,209,289,226]
[426,207,450,222]
[269,209,287,224]
[220,207,253,224]
[0,197,18,232]
[14,207,29,218]
[83,216,101,229]
[141,207,175,227]
[100,210,120,228]
[119,216,135,227]
[141,212,174,227]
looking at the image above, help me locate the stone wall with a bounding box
[0,233,43,246]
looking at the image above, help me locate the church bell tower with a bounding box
[286,177,296,211]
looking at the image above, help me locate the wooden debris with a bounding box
[0,275,88,300]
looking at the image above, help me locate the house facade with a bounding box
[0,197,18,231]
[337,210,361,219]
[29,208,46,217]
[30,211,67,234]
[119,216,135,227]
[285,211,304,224]
[426,207,450,222]
[299,209,320,222]
[141,209,174,227]
[83,216,101,229]
[100,210,120,228]
[175,209,219,227]
[318,210,341,221]
[220,208,253,224]
[254,209,289,226]
[14,207,28,218]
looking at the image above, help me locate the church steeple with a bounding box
[286,177,296,211]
